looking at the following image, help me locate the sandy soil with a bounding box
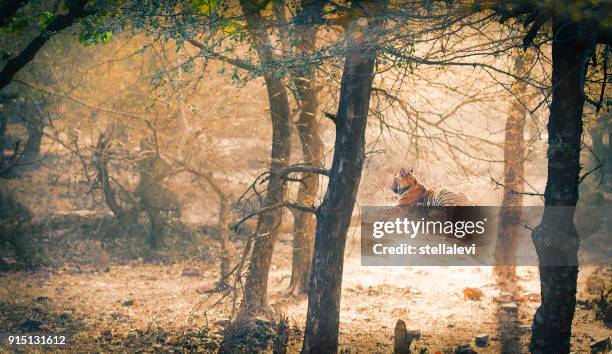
[0,230,610,353]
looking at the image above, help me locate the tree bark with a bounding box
[494,49,534,280]
[218,194,232,282]
[94,131,130,222]
[138,154,169,250]
[23,118,43,161]
[288,0,324,296]
[235,0,292,322]
[302,3,385,351]
[529,17,596,354]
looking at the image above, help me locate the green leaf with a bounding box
[37,12,55,30]
[191,0,219,15]
[220,19,244,38]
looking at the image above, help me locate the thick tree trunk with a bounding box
[529,17,596,354]
[289,84,322,295]
[494,49,534,280]
[301,5,384,351]
[235,0,292,322]
[237,70,291,322]
[288,0,324,296]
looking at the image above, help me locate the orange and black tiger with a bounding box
[391,167,473,206]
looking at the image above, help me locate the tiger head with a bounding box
[391,167,420,195]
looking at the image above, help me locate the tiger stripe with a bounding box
[391,167,474,207]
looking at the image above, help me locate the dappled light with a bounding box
[1,1,611,353]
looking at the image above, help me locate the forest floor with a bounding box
[0,229,611,353]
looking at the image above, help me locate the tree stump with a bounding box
[394,319,410,354]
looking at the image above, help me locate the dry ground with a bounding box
[0,230,610,353]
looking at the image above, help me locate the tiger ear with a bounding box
[408,167,414,174]
[399,167,408,178]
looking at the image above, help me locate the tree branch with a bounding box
[232,201,317,230]
[187,39,254,72]
[324,111,337,124]
[579,162,604,186]
[0,0,92,91]
[273,164,330,177]
[490,176,544,198]
[0,0,28,29]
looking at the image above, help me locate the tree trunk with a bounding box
[529,17,596,354]
[289,84,322,295]
[138,155,166,250]
[0,113,7,166]
[23,118,43,162]
[494,49,534,280]
[288,0,324,296]
[218,193,233,285]
[144,202,164,249]
[235,0,292,322]
[302,4,385,351]
[94,131,130,222]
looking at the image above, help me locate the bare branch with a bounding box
[490,176,544,199]
[579,162,604,186]
[187,39,254,72]
[273,164,330,177]
[232,201,317,230]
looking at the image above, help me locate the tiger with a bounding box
[391,167,474,206]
